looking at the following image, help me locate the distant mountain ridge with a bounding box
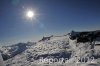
[0,42,35,60]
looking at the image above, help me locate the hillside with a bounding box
[0,31,100,66]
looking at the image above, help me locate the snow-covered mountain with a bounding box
[0,31,100,66]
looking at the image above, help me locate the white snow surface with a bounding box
[0,35,100,66]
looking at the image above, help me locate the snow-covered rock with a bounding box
[0,31,100,66]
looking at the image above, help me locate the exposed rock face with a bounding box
[70,30,100,43]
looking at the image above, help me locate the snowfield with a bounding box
[0,32,100,66]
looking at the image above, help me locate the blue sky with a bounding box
[0,0,100,45]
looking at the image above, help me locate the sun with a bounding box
[26,10,35,18]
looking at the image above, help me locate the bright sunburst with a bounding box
[26,10,35,18]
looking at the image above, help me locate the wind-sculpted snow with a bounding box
[0,33,100,66]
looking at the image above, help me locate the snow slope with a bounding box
[0,34,100,66]
[0,53,5,66]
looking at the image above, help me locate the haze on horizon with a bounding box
[0,0,100,45]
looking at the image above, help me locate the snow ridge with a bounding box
[0,33,100,66]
